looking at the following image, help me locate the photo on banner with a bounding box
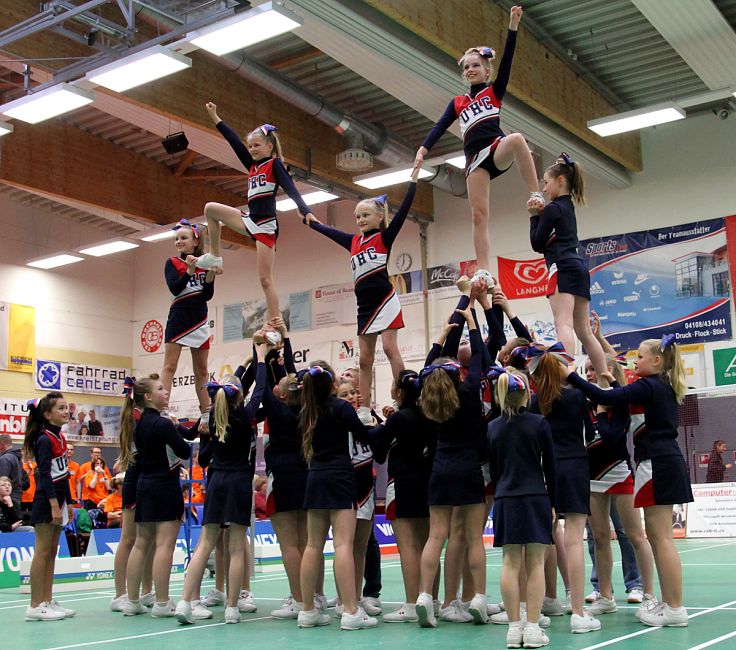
[288,290,311,331]
[222,298,290,342]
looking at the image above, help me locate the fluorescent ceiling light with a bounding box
[140,229,177,242]
[79,240,139,257]
[354,167,434,190]
[0,83,94,124]
[588,102,685,137]
[27,254,84,270]
[86,46,191,92]
[0,122,13,136]
[188,2,302,56]
[445,155,465,169]
[276,191,338,212]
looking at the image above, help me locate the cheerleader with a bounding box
[161,219,216,425]
[23,393,75,621]
[199,102,316,335]
[414,6,539,280]
[308,170,419,420]
[487,369,556,649]
[566,335,692,627]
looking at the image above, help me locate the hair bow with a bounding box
[260,123,278,136]
[559,151,573,166]
[525,342,575,374]
[122,376,136,400]
[660,333,676,350]
[614,354,628,367]
[172,218,200,239]
[400,371,420,390]
[477,46,495,58]
[419,361,462,381]
[372,193,388,206]
[308,366,333,380]
[486,366,527,392]
[485,365,507,381]
[205,381,240,399]
[26,397,41,410]
[510,345,529,360]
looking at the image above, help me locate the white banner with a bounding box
[35,359,129,396]
[686,482,736,538]
[312,284,357,329]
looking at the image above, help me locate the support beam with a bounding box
[173,149,197,177]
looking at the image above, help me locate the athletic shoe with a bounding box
[140,592,156,608]
[472,269,495,288]
[635,593,659,621]
[297,607,331,628]
[340,606,378,630]
[196,253,223,270]
[333,604,344,619]
[175,600,194,625]
[492,610,551,628]
[438,600,472,623]
[265,330,282,346]
[201,588,225,607]
[122,599,147,616]
[570,612,602,633]
[271,597,303,619]
[587,596,617,615]
[639,603,688,627]
[416,592,437,628]
[225,606,241,624]
[325,595,338,608]
[487,602,503,616]
[361,597,382,616]
[49,599,76,617]
[110,595,128,612]
[384,603,417,623]
[237,589,257,613]
[151,600,177,618]
[469,594,489,624]
[522,623,550,648]
[585,590,600,604]
[192,600,213,619]
[541,596,564,616]
[357,406,373,426]
[314,593,328,612]
[507,622,525,649]
[627,587,644,604]
[25,602,66,621]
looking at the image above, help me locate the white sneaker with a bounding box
[587,595,617,615]
[639,603,688,627]
[522,623,550,648]
[416,592,437,628]
[356,406,373,425]
[298,607,331,627]
[492,609,550,628]
[140,591,156,608]
[110,594,128,612]
[201,588,226,607]
[196,253,223,270]
[314,593,328,612]
[25,602,66,621]
[585,590,600,604]
[49,599,76,618]
[472,269,495,288]
[225,606,241,624]
[333,603,344,619]
[570,612,602,633]
[635,593,659,621]
[192,600,213,619]
[122,599,147,616]
[541,596,564,616]
[507,622,525,649]
[469,594,488,624]
[265,330,282,346]
[439,600,472,623]
[627,587,644,604]
[487,602,502,616]
[325,596,338,608]
[237,589,257,613]
[271,597,303,619]
[361,596,382,616]
[175,600,194,625]
[340,606,378,630]
[151,600,177,618]
[384,603,417,623]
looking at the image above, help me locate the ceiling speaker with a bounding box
[162,132,189,154]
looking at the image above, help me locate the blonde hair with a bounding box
[458,46,495,83]
[642,339,687,404]
[420,357,461,423]
[248,127,283,160]
[605,354,626,386]
[118,375,159,471]
[355,198,389,230]
[0,476,12,489]
[496,371,530,416]
[212,375,244,442]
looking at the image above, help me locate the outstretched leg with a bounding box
[465,169,492,272]
[255,241,280,321]
[492,132,539,194]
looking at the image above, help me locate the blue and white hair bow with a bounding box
[26,398,41,410]
[419,361,462,382]
[372,193,388,207]
[308,365,333,381]
[122,377,136,400]
[486,366,527,392]
[660,333,676,350]
[173,218,200,239]
[400,371,420,390]
[525,342,575,374]
[205,381,241,399]
[260,123,278,136]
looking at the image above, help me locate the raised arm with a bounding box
[308,221,354,251]
[382,181,417,247]
[491,8,521,100]
[207,101,255,171]
[567,372,653,407]
[272,159,314,219]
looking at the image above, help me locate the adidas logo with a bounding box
[590,282,604,295]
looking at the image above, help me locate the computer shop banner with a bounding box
[581,217,732,351]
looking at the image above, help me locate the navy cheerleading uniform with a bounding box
[134,409,191,523]
[302,398,373,510]
[216,120,311,247]
[164,255,214,349]
[309,182,416,335]
[421,30,517,177]
[486,408,556,546]
[372,405,433,520]
[31,425,70,526]
[530,386,594,515]
[121,452,141,510]
[529,195,590,301]
[567,373,694,508]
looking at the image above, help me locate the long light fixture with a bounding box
[0,83,94,124]
[188,2,302,56]
[86,46,191,92]
[27,254,84,270]
[0,122,13,137]
[588,102,686,137]
[354,166,433,190]
[79,240,139,257]
[140,229,177,242]
[276,191,338,212]
[445,154,465,169]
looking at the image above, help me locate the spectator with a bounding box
[78,447,112,494]
[0,433,23,510]
[0,476,34,533]
[67,443,81,505]
[82,458,110,510]
[706,440,733,483]
[102,477,124,528]
[87,410,104,437]
[254,475,268,520]
[20,453,36,521]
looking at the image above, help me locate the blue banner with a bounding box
[582,218,731,351]
[0,531,70,588]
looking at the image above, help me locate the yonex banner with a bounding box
[0,531,70,588]
[35,359,129,396]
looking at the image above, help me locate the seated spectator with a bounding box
[82,458,110,510]
[0,476,34,532]
[254,475,268,520]
[101,477,124,528]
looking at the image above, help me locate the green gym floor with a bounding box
[2,538,735,650]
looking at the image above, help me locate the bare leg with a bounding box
[127,523,155,601]
[501,545,523,622]
[114,509,136,597]
[465,169,492,271]
[380,329,405,381]
[152,520,181,602]
[547,292,576,355]
[182,524,220,602]
[203,202,248,258]
[524,544,548,624]
[573,296,608,381]
[215,531,225,593]
[393,518,429,602]
[301,510,335,613]
[271,511,305,602]
[190,347,211,415]
[645,505,683,607]
[227,524,247,608]
[353,518,372,602]
[563,514,587,617]
[492,132,539,193]
[420,506,452,593]
[358,334,378,408]
[462,503,487,596]
[161,343,183,397]
[255,241,280,321]
[589,493,614,599]
[241,530,252,591]
[614,493,654,596]
[442,507,465,606]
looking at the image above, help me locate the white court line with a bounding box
[688,630,736,650]
[578,599,736,650]
[610,541,736,566]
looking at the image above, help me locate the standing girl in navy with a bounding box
[528,154,608,381]
[567,336,692,628]
[162,219,215,426]
[414,6,540,283]
[308,168,419,420]
[198,102,316,338]
[24,392,75,621]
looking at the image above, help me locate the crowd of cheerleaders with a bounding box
[19,5,695,647]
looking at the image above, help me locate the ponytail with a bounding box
[546,152,586,206]
[395,370,420,408]
[23,392,63,460]
[118,374,159,471]
[250,124,283,161]
[496,371,529,416]
[419,357,461,423]
[299,363,334,463]
[529,353,562,416]
[642,337,687,404]
[207,375,244,442]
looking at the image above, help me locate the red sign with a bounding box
[497,257,549,299]
[699,453,711,467]
[140,319,164,353]
[0,413,27,435]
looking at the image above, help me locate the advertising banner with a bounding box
[0,302,35,372]
[712,347,736,386]
[0,531,70,588]
[312,284,356,329]
[685,482,736,538]
[35,359,129,397]
[497,257,549,299]
[288,290,311,331]
[223,298,290,342]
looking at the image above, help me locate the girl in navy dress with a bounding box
[414,6,539,282]
[566,336,692,628]
[198,102,316,339]
[487,369,555,649]
[528,154,607,381]
[297,363,378,631]
[161,219,215,426]
[308,168,420,421]
[24,393,75,621]
[176,343,269,626]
